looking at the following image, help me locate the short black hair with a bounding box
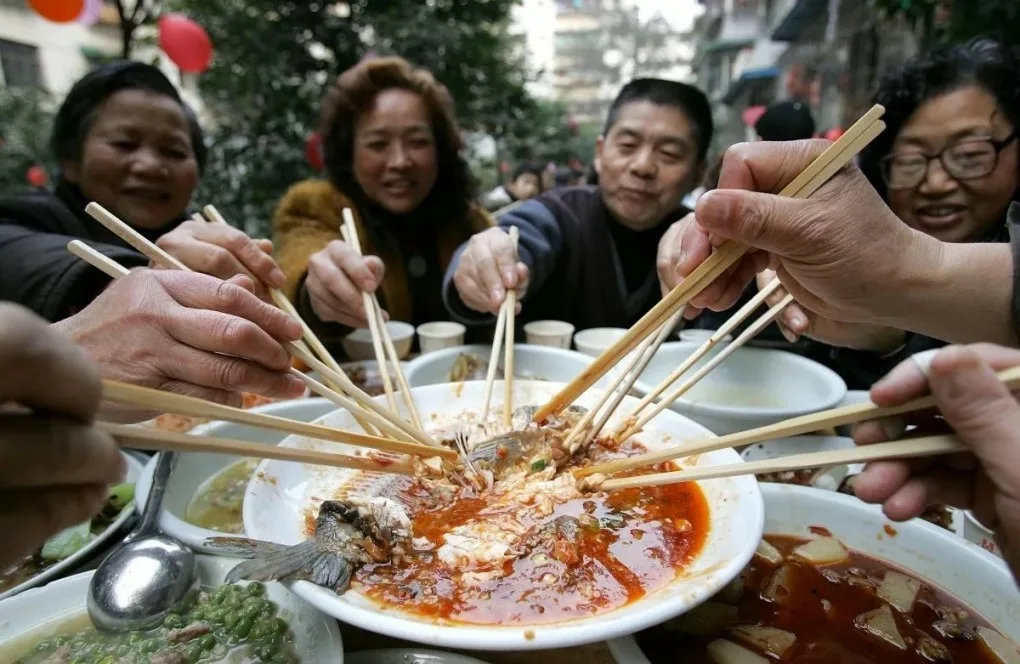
[511,162,543,182]
[860,38,1020,201]
[755,100,816,142]
[602,78,714,162]
[50,60,206,174]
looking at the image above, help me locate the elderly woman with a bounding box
[0,60,284,321]
[734,39,1020,388]
[273,56,492,352]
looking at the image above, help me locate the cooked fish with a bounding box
[449,353,492,382]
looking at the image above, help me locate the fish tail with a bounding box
[202,536,289,559]
[224,539,323,584]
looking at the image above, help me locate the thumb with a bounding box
[696,189,813,257]
[928,346,1020,493]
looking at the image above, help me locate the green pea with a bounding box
[213,586,232,603]
[163,613,185,629]
[223,595,242,611]
[241,604,262,620]
[233,616,255,639]
[200,634,217,651]
[271,618,287,635]
[207,608,227,624]
[223,613,240,629]
[259,602,278,619]
[183,642,203,663]
[242,597,264,611]
[246,581,266,597]
[115,644,130,657]
[270,653,294,664]
[141,638,161,653]
[258,642,279,660]
[190,608,206,622]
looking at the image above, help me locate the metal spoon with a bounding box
[88,452,199,632]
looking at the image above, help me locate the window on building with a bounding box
[0,39,42,88]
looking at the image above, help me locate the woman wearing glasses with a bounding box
[753,38,1020,388]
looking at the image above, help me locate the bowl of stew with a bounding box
[634,342,847,435]
[608,482,1020,663]
[135,398,337,552]
[0,554,343,663]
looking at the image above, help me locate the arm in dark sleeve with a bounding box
[0,225,149,321]
[442,200,564,325]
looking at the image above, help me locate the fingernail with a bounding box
[698,190,731,226]
[363,279,375,292]
[287,375,307,396]
[269,268,286,288]
[284,317,302,339]
[791,312,807,329]
[491,288,504,304]
[675,251,687,269]
[503,269,515,287]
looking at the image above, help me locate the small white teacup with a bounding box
[417,321,466,355]
[523,320,575,349]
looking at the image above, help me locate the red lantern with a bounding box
[26,165,48,188]
[158,14,213,74]
[29,0,84,23]
[305,133,324,171]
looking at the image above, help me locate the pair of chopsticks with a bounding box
[534,105,888,424]
[579,365,1020,491]
[339,209,423,431]
[481,226,520,429]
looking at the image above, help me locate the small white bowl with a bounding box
[404,343,597,387]
[523,319,575,349]
[416,321,466,354]
[0,555,343,663]
[343,321,415,361]
[608,483,1020,662]
[573,327,627,357]
[135,398,337,552]
[963,511,1003,558]
[634,341,847,435]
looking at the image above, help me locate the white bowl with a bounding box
[741,435,861,491]
[678,329,732,344]
[343,321,416,361]
[0,554,343,662]
[608,482,1020,662]
[135,398,337,552]
[404,343,599,388]
[963,511,1003,558]
[0,452,144,601]
[573,327,627,357]
[634,342,847,435]
[523,320,575,349]
[243,380,763,651]
[417,321,467,354]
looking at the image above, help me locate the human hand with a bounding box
[452,227,530,315]
[0,303,125,569]
[52,270,306,418]
[755,269,905,351]
[304,240,387,328]
[156,221,286,299]
[677,141,940,326]
[852,344,1020,580]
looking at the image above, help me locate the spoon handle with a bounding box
[131,451,177,540]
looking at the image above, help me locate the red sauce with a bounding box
[636,534,1008,663]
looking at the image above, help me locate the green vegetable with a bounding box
[163,614,184,629]
[530,458,548,472]
[40,521,92,561]
[107,483,135,510]
[246,581,266,596]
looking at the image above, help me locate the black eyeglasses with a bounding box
[880,130,1019,190]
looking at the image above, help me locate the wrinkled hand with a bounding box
[755,269,905,350]
[852,344,1020,581]
[305,240,387,328]
[52,270,306,418]
[156,221,285,299]
[665,141,938,325]
[0,303,125,569]
[452,227,529,315]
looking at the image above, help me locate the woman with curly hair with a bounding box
[273,56,493,351]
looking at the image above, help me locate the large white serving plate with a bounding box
[0,554,343,662]
[608,482,1020,662]
[635,342,847,435]
[243,380,763,651]
[0,452,143,601]
[404,344,598,388]
[136,398,336,552]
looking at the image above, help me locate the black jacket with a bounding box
[0,182,182,321]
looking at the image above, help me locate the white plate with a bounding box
[346,649,491,664]
[0,452,143,601]
[0,554,343,662]
[608,482,1020,662]
[244,380,763,651]
[403,344,599,388]
[136,398,337,552]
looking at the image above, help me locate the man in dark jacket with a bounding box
[443,78,712,330]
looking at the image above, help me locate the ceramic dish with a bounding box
[243,380,763,651]
[635,342,847,435]
[572,327,627,357]
[607,482,1020,662]
[0,554,343,662]
[0,452,143,601]
[135,398,337,552]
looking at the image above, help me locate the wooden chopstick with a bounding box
[102,379,456,460]
[68,240,130,279]
[86,202,189,271]
[101,422,414,474]
[481,303,509,422]
[534,106,887,422]
[504,225,520,429]
[341,209,425,432]
[579,364,1020,479]
[594,434,964,491]
[617,292,795,441]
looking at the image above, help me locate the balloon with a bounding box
[158,14,213,74]
[305,133,324,171]
[76,0,102,26]
[29,0,84,23]
[26,165,48,188]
